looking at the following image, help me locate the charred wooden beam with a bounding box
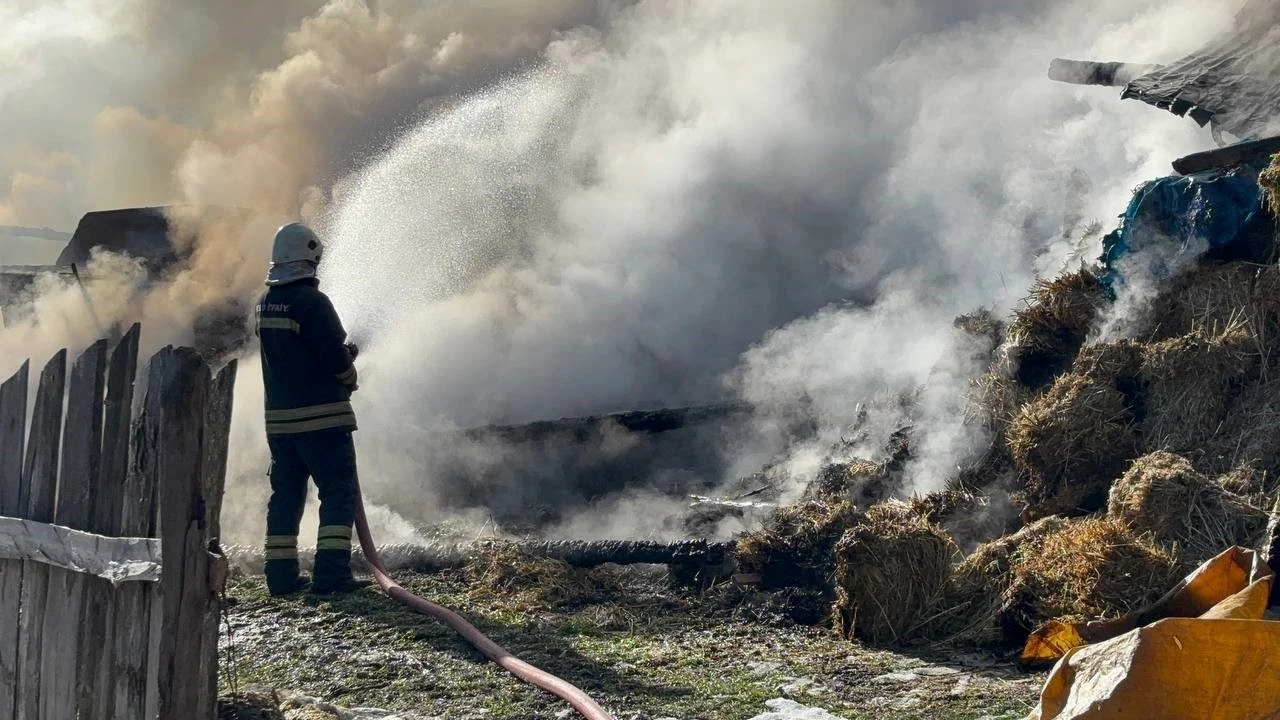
[1171,135,1280,175]
[439,402,754,445]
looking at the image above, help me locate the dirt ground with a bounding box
[216,565,1045,720]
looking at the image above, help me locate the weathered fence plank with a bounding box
[0,360,26,514]
[98,324,140,720]
[113,414,159,720]
[101,323,140,542]
[203,360,237,542]
[15,349,66,720]
[151,347,218,720]
[70,335,120,717]
[41,339,107,720]
[0,360,29,717]
[200,359,237,707]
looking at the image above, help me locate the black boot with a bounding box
[311,549,371,595]
[265,559,310,596]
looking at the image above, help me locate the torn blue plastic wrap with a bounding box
[1100,159,1271,297]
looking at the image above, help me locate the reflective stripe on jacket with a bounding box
[255,278,358,436]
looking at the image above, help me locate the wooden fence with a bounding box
[0,323,237,720]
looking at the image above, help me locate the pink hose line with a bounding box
[352,492,618,720]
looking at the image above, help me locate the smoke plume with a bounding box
[0,0,1241,545]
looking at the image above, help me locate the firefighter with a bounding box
[255,222,368,596]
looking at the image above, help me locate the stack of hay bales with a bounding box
[733,157,1280,653]
[1107,451,1268,571]
[734,500,861,591]
[1005,373,1137,518]
[831,502,956,645]
[824,509,1177,649]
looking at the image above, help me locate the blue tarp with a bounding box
[1100,159,1271,296]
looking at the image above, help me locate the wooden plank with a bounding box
[42,339,107,720]
[150,347,217,720]
[14,349,65,720]
[92,322,140,720]
[0,361,27,512]
[57,339,107,527]
[100,323,140,538]
[112,412,158,720]
[202,359,236,541]
[0,360,29,717]
[199,359,237,708]
[1172,135,1280,175]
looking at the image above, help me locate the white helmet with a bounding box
[266,222,323,285]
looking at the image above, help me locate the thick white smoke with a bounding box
[310,0,1232,539]
[0,0,1241,544]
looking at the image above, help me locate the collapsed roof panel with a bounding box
[1119,0,1280,140]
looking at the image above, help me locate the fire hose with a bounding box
[351,490,617,720]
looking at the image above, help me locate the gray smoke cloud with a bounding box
[0,0,1241,546]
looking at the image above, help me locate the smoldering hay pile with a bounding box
[731,154,1280,651]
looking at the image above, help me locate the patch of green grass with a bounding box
[218,567,1043,720]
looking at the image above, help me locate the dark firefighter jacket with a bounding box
[255,278,358,436]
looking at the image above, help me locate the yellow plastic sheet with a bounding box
[1025,547,1280,720]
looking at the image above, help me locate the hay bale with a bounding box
[1218,464,1268,498]
[1005,517,1177,634]
[1005,270,1106,389]
[909,488,982,525]
[1211,375,1280,478]
[1146,263,1280,343]
[809,458,893,506]
[955,307,1005,357]
[918,516,1071,648]
[1139,327,1260,465]
[1259,151,1280,216]
[734,500,861,591]
[1108,451,1268,569]
[465,542,620,608]
[832,502,957,645]
[968,370,1033,434]
[1006,373,1138,518]
[1072,339,1144,388]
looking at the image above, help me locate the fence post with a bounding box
[200,359,237,705]
[0,360,29,716]
[40,339,108,720]
[100,324,147,720]
[149,346,220,720]
[14,350,66,720]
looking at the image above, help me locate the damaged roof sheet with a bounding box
[1122,0,1280,140]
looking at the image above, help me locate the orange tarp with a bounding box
[1025,547,1280,720]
